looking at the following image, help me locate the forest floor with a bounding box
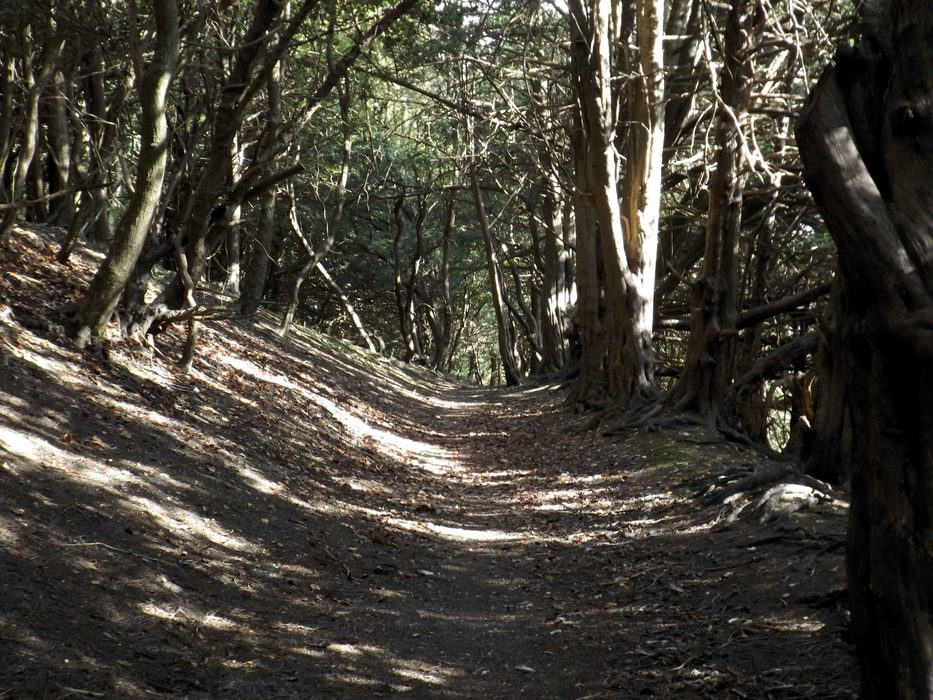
[1,224,856,699]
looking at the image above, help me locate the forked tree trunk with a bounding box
[796,2,933,695]
[568,0,663,406]
[70,0,179,348]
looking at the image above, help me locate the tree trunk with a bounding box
[471,166,520,386]
[392,192,417,359]
[568,0,663,406]
[80,42,118,243]
[165,0,283,307]
[669,0,762,423]
[537,150,572,372]
[614,0,665,402]
[238,187,277,315]
[70,0,179,348]
[796,3,933,694]
[0,26,63,243]
[44,69,75,226]
[567,108,604,401]
[432,194,456,370]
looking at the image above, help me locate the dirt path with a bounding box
[0,227,856,698]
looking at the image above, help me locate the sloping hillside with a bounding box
[1,226,855,698]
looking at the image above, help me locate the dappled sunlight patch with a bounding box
[532,486,611,512]
[343,502,528,542]
[217,351,463,477]
[126,495,257,552]
[757,615,826,633]
[0,424,48,464]
[237,464,284,495]
[0,515,19,546]
[393,518,527,542]
[138,601,241,631]
[0,424,143,492]
[321,642,466,689]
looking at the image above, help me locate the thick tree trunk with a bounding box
[70,0,179,348]
[568,0,662,406]
[568,111,604,401]
[614,0,665,402]
[797,3,933,694]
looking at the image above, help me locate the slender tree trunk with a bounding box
[797,2,933,694]
[432,194,456,370]
[315,261,376,352]
[0,46,15,206]
[669,0,762,422]
[538,163,571,371]
[237,187,277,315]
[70,0,179,348]
[80,43,117,243]
[392,193,415,357]
[44,69,75,226]
[471,166,520,385]
[403,195,427,361]
[239,52,289,316]
[0,26,63,243]
[154,0,284,310]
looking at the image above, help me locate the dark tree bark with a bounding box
[536,149,572,372]
[569,129,604,399]
[796,2,933,695]
[669,0,763,423]
[43,69,75,226]
[238,58,285,316]
[166,0,285,307]
[0,24,63,243]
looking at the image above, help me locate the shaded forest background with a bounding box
[1,0,932,697]
[0,0,842,455]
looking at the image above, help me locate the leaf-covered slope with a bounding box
[0,225,855,698]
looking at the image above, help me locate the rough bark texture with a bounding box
[797,2,933,695]
[670,0,762,423]
[568,0,663,405]
[70,0,179,348]
[568,6,605,402]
